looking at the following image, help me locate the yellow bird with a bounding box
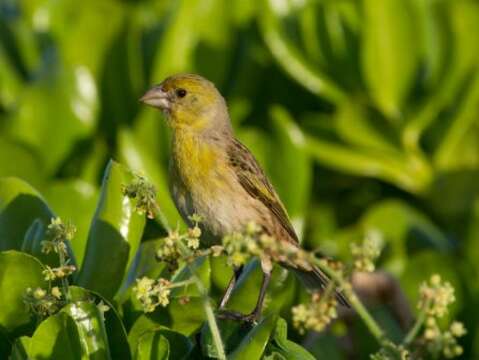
[140,73,348,322]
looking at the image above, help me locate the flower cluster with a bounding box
[41,217,76,256]
[370,343,410,360]
[122,175,157,219]
[422,318,466,358]
[25,217,78,318]
[23,286,63,317]
[156,215,204,271]
[133,277,172,312]
[42,265,76,281]
[417,274,455,317]
[291,293,338,334]
[350,229,383,273]
[415,274,465,358]
[221,221,311,270]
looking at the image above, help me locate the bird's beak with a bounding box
[139,87,170,110]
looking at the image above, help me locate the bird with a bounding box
[140,73,348,322]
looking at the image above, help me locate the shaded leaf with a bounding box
[76,160,145,300]
[0,251,46,334]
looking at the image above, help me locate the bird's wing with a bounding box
[227,138,299,244]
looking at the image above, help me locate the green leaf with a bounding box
[335,101,398,153]
[136,332,169,360]
[0,137,43,186]
[259,0,346,104]
[8,65,97,174]
[305,135,432,194]
[76,160,146,300]
[228,316,276,360]
[69,286,131,360]
[362,199,450,258]
[0,251,47,334]
[62,301,111,359]
[269,318,315,360]
[27,312,84,360]
[361,0,419,117]
[10,336,32,360]
[129,323,192,360]
[0,177,53,251]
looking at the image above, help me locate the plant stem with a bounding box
[178,243,226,360]
[58,250,71,303]
[403,303,429,345]
[169,279,195,289]
[313,259,387,345]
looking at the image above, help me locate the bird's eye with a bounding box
[176,88,187,98]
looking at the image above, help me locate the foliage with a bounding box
[1,0,479,359]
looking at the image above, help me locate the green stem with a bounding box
[169,279,195,289]
[313,259,387,345]
[178,243,226,360]
[403,303,429,346]
[58,250,71,303]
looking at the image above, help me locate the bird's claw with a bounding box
[216,309,259,324]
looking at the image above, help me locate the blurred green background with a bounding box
[1,0,478,358]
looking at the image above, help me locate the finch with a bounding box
[140,73,348,322]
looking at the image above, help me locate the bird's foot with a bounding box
[216,309,259,324]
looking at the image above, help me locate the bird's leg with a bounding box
[218,265,243,309]
[217,258,272,323]
[248,267,272,322]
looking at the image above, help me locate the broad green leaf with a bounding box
[434,73,479,170]
[0,177,53,251]
[228,316,276,360]
[8,65,97,174]
[362,0,419,117]
[260,0,346,104]
[360,199,450,273]
[335,101,398,153]
[305,135,432,194]
[28,312,84,360]
[62,301,111,359]
[22,0,125,76]
[76,160,146,300]
[129,323,193,359]
[0,137,42,186]
[10,336,32,360]
[201,319,246,358]
[269,318,315,360]
[0,47,23,108]
[69,286,131,360]
[0,251,46,334]
[150,0,201,81]
[136,332,169,360]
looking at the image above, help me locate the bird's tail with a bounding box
[291,266,350,307]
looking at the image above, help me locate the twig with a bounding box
[313,258,387,345]
[403,300,430,346]
[178,243,226,360]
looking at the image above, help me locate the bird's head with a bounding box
[140,74,231,133]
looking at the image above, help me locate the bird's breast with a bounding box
[169,133,258,239]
